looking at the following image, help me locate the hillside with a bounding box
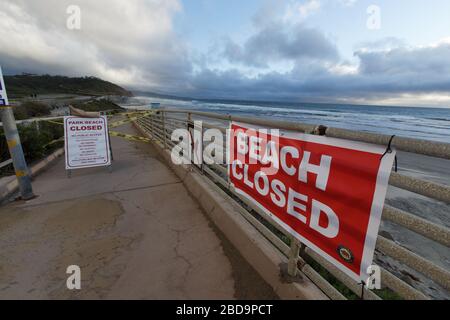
[4,74,132,98]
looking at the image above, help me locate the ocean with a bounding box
[121,95,450,144]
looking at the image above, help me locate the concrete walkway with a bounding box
[0,121,276,299]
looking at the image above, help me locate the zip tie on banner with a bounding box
[381,135,395,159]
[380,135,399,172]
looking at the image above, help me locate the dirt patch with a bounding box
[0,197,138,299]
[43,198,123,236]
[42,198,136,299]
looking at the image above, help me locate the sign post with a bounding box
[64,116,111,174]
[0,66,34,200]
[228,122,396,283]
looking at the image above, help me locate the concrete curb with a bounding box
[133,122,328,300]
[0,148,64,202]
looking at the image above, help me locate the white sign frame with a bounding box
[0,66,9,106]
[64,116,111,170]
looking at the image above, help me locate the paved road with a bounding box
[0,120,276,299]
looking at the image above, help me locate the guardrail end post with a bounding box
[1,107,34,200]
[162,111,167,149]
[287,237,301,277]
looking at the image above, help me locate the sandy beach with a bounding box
[379,151,450,299]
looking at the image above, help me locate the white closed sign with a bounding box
[64,116,111,170]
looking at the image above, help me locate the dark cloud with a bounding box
[356,44,450,76]
[223,23,339,68]
[183,41,450,105]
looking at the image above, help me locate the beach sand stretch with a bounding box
[379,151,450,299]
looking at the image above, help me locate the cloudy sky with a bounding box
[1,0,450,107]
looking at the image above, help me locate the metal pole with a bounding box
[150,113,154,140]
[162,111,167,149]
[1,107,34,200]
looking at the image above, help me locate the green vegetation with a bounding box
[13,101,52,120]
[0,121,64,177]
[1,98,125,176]
[4,74,132,98]
[73,99,125,113]
[11,98,124,121]
[300,252,402,300]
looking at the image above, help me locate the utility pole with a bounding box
[0,67,34,200]
[1,107,34,200]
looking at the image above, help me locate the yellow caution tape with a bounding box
[40,111,153,127]
[42,129,150,148]
[43,137,64,148]
[109,112,153,129]
[120,110,154,117]
[109,131,151,143]
[46,120,64,126]
[15,170,28,178]
[7,139,17,148]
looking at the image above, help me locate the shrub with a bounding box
[0,121,64,176]
[13,101,51,120]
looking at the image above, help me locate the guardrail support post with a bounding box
[1,107,34,200]
[162,111,167,149]
[150,112,154,140]
[288,237,301,277]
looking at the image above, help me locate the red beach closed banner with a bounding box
[228,122,396,282]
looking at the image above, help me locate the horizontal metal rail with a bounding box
[161,108,450,160]
[325,127,450,160]
[0,158,13,169]
[376,236,450,290]
[379,267,429,300]
[390,172,450,204]
[0,115,64,127]
[383,205,450,247]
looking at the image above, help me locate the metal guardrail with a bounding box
[133,108,450,300]
[0,110,119,128]
[0,158,13,169]
[0,115,64,127]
